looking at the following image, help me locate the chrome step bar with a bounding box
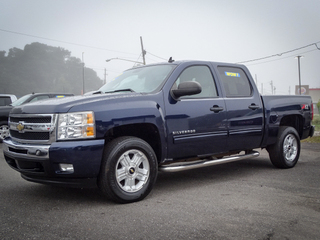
[159,151,260,173]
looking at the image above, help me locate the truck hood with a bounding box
[10,92,142,114]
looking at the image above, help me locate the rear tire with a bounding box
[267,126,300,169]
[98,136,158,203]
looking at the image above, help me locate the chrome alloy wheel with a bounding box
[283,133,298,162]
[115,149,150,193]
[0,124,9,141]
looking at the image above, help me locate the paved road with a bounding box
[1,143,319,240]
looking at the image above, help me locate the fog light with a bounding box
[59,163,74,173]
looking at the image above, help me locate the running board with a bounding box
[159,151,260,173]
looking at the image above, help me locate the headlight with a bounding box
[57,111,96,140]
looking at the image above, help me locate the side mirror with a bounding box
[171,81,202,98]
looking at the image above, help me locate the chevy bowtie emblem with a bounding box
[17,123,25,131]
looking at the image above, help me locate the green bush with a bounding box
[312,114,320,131]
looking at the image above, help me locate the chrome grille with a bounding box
[9,114,57,144]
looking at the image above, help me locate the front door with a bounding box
[165,65,228,159]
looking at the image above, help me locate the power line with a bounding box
[0,28,138,56]
[237,41,320,64]
[5,28,318,68]
[245,48,318,66]
[147,51,167,61]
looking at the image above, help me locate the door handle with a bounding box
[248,104,259,110]
[210,105,224,113]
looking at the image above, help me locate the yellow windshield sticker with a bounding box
[225,72,240,77]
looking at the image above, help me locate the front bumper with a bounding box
[3,137,105,187]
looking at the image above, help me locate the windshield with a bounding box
[99,64,175,93]
[11,94,32,106]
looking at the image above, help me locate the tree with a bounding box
[0,42,103,96]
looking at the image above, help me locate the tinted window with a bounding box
[218,67,252,97]
[173,65,218,98]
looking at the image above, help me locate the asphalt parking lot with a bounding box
[1,142,319,240]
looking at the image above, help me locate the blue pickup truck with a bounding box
[3,60,315,203]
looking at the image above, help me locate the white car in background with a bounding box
[0,92,73,142]
[0,94,17,106]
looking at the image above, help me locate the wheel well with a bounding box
[104,123,162,162]
[279,115,303,138]
[0,117,9,123]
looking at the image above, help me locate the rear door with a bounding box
[217,65,264,151]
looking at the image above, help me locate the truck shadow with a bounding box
[155,157,275,192]
[6,156,275,205]
[19,184,113,204]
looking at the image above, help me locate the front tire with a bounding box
[0,121,10,143]
[98,136,158,203]
[267,126,300,169]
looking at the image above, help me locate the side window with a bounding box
[0,97,11,106]
[218,66,252,97]
[29,95,50,103]
[172,65,218,98]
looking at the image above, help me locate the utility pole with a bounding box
[270,81,273,95]
[82,52,85,95]
[296,55,303,95]
[255,74,258,85]
[140,36,146,65]
[261,83,263,95]
[289,86,291,95]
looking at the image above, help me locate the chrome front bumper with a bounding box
[3,137,105,187]
[3,137,50,159]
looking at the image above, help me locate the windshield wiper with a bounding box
[105,88,135,94]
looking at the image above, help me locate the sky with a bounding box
[1,0,320,95]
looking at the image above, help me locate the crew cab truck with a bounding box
[3,60,314,203]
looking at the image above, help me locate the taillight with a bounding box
[301,103,314,120]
